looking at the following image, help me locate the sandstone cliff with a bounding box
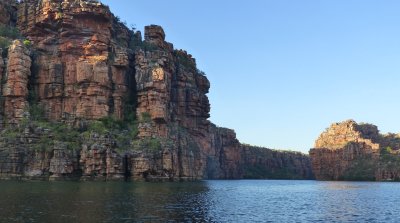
[241,145,313,179]
[0,0,313,181]
[0,0,16,26]
[310,120,400,181]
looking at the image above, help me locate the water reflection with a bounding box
[1,180,400,222]
[0,181,211,222]
[314,181,400,222]
[322,181,377,190]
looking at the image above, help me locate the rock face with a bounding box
[310,120,400,181]
[0,49,4,128]
[314,120,380,150]
[17,0,134,121]
[2,40,32,124]
[242,145,314,179]
[0,0,17,26]
[0,127,125,180]
[0,0,314,181]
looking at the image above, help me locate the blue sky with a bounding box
[102,0,400,153]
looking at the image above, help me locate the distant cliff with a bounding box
[0,0,313,181]
[310,120,400,181]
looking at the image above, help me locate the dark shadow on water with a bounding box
[0,181,212,222]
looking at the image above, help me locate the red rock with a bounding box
[310,120,400,181]
[16,0,131,120]
[3,40,31,124]
[0,0,17,26]
[0,0,314,181]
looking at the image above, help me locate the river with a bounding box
[0,180,399,222]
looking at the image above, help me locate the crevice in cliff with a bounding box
[123,154,131,181]
[125,65,137,121]
[27,51,38,108]
[0,50,5,128]
[177,129,184,178]
[107,64,115,115]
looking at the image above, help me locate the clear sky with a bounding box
[102,0,400,153]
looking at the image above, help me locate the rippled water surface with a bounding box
[0,180,400,222]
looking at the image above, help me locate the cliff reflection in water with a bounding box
[1,180,400,222]
[0,181,211,222]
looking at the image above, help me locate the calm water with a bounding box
[0,180,399,222]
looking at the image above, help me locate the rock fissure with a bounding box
[0,0,314,181]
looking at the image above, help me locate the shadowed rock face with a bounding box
[0,0,17,26]
[310,120,400,181]
[241,145,314,179]
[0,0,313,181]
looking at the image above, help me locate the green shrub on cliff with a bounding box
[29,104,46,121]
[133,137,162,152]
[98,115,124,130]
[34,136,53,151]
[23,39,31,47]
[0,37,10,49]
[175,51,195,69]
[380,146,393,155]
[147,138,162,151]
[6,98,139,152]
[140,112,151,122]
[0,25,20,39]
[377,146,400,178]
[31,121,81,151]
[341,155,377,181]
[86,121,108,134]
[2,128,19,142]
[82,115,138,152]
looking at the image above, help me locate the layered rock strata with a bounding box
[310,120,400,181]
[17,0,134,121]
[0,127,125,181]
[2,40,31,124]
[0,0,314,181]
[242,145,314,179]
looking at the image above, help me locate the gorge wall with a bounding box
[0,0,313,181]
[310,120,400,181]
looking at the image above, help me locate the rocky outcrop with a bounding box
[0,0,314,181]
[0,48,4,128]
[0,126,126,180]
[310,120,400,181]
[2,40,31,124]
[314,120,380,150]
[242,145,314,179]
[17,0,134,121]
[0,122,313,181]
[0,0,17,26]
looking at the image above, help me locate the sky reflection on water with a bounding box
[0,180,399,222]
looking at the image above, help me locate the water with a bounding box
[0,180,399,222]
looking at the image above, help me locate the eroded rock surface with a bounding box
[0,0,314,181]
[2,40,31,124]
[0,0,17,26]
[310,120,400,181]
[16,0,135,121]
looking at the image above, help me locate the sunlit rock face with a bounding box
[0,0,314,181]
[2,40,32,124]
[310,120,400,181]
[16,0,134,121]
